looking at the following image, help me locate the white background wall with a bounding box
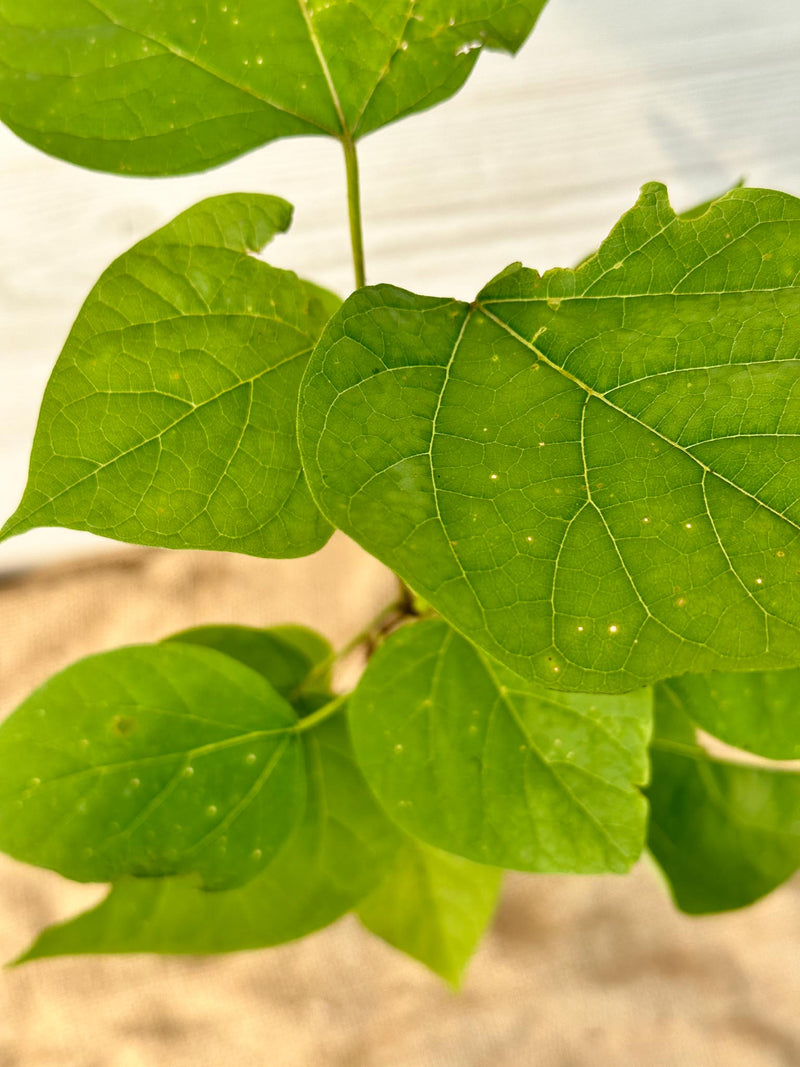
[1,0,798,570]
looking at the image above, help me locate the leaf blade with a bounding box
[357,838,502,988]
[0,643,305,890]
[348,619,651,873]
[0,1,547,175]
[647,686,800,914]
[300,184,800,691]
[1,194,336,558]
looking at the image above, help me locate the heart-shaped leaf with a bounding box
[0,643,305,889]
[15,624,402,961]
[349,619,651,873]
[0,0,547,175]
[300,184,800,692]
[1,195,337,559]
[660,671,800,760]
[357,838,501,988]
[647,685,800,913]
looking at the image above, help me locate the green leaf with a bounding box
[349,619,651,873]
[300,183,800,692]
[0,643,305,889]
[16,628,402,962]
[0,0,548,176]
[647,686,800,914]
[166,623,333,699]
[17,714,402,961]
[659,671,800,760]
[1,195,337,558]
[357,837,501,988]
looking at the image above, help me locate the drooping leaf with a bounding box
[357,837,501,987]
[659,671,800,760]
[349,619,651,873]
[300,183,800,692]
[0,195,337,558]
[0,0,548,176]
[16,634,402,961]
[647,685,800,914]
[167,623,333,699]
[0,643,305,889]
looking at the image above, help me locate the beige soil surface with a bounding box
[0,537,798,1066]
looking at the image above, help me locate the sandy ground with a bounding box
[0,537,798,1067]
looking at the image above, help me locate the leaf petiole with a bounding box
[343,134,366,289]
[293,693,349,733]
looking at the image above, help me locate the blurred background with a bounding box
[0,0,798,1063]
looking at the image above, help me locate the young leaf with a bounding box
[357,838,501,988]
[16,711,404,962]
[660,671,800,760]
[647,686,800,914]
[0,1,548,176]
[1,195,337,559]
[349,619,651,873]
[0,643,305,889]
[166,623,333,699]
[300,183,800,692]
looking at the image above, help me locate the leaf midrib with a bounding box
[476,303,800,539]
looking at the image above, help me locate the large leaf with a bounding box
[660,671,800,760]
[166,623,333,699]
[357,838,501,988]
[0,643,305,889]
[647,685,800,914]
[0,195,337,558]
[16,628,402,961]
[349,619,651,873]
[300,184,800,692]
[0,0,548,176]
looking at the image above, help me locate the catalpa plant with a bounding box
[0,0,797,986]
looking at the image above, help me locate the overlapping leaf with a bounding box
[660,670,800,760]
[349,619,651,872]
[0,643,305,889]
[357,837,501,987]
[647,685,800,913]
[16,625,402,961]
[300,184,800,692]
[0,0,547,175]
[1,195,337,558]
[166,623,333,698]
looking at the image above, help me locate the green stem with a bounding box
[291,597,403,700]
[343,134,366,289]
[294,693,349,733]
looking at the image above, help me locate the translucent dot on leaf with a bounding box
[130,778,140,789]
[206,805,218,817]
[393,744,403,755]
[245,753,257,764]
[251,849,262,861]
[609,624,619,634]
